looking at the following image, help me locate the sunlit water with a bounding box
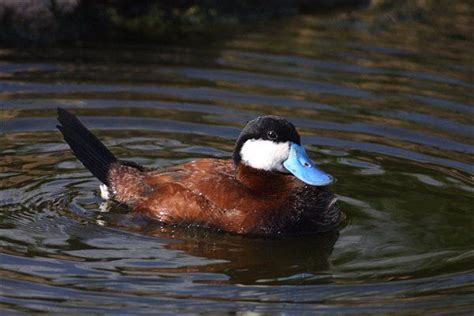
[1,3,473,314]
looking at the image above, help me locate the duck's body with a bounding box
[57,108,342,236]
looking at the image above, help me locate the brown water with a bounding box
[1,3,473,314]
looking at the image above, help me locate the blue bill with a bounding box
[283,142,334,186]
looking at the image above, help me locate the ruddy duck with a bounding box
[57,108,343,236]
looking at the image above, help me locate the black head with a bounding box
[233,116,301,165]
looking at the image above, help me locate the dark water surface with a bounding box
[1,3,473,314]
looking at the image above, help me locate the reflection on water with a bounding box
[1,2,473,314]
[117,223,340,285]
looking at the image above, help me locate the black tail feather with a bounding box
[57,108,117,184]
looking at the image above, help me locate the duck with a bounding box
[57,108,343,236]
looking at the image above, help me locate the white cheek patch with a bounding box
[240,139,290,172]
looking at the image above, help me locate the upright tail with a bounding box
[57,108,117,185]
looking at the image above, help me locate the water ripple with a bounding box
[1,4,473,313]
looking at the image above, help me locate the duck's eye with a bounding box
[267,130,278,140]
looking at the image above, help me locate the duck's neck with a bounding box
[235,164,297,194]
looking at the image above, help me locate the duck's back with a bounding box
[132,159,341,235]
[135,159,285,233]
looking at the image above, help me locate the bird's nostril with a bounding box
[304,162,310,167]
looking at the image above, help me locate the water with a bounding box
[1,3,473,314]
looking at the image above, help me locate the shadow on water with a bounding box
[1,1,474,314]
[118,220,340,285]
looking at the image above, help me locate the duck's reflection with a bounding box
[125,218,340,284]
